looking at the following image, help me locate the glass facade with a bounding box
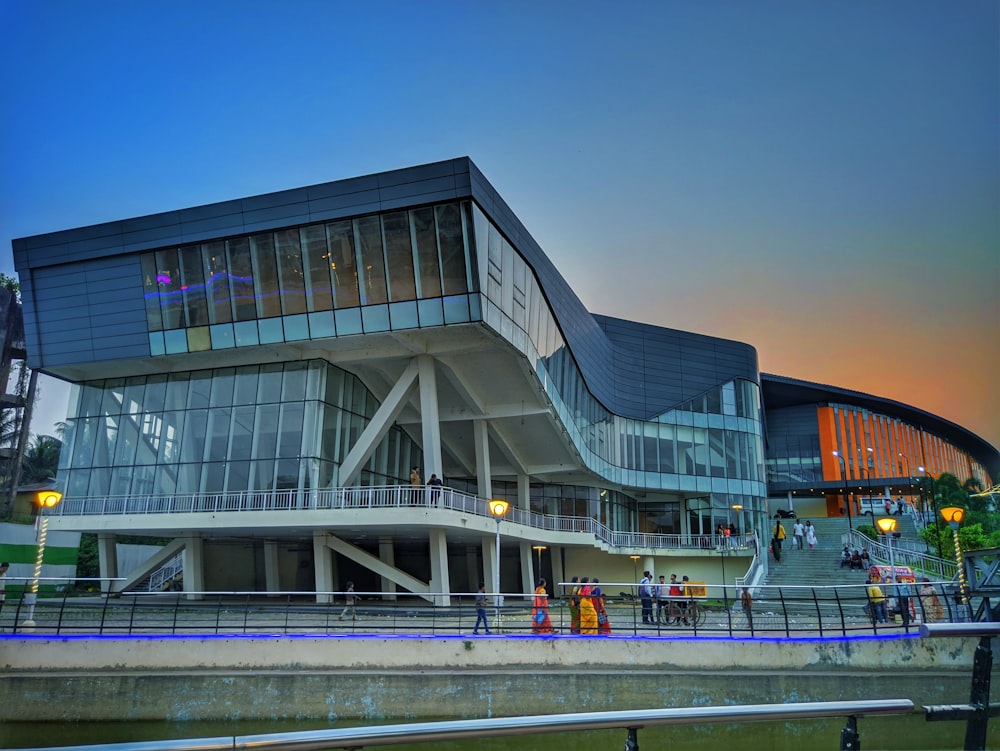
[57,361,422,498]
[89,197,769,534]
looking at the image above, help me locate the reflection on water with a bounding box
[0,715,993,751]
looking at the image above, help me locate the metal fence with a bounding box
[0,579,980,639]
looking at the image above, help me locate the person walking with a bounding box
[569,576,581,633]
[339,581,357,621]
[532,578,554,633]
[919,578,943,622]
[639,570,654,624]
[473,582,490,634]
[792,519,805,550]
[578,577,598,634]
[805,521,818,550]
[741,587,753,629]
[592,578,612,634]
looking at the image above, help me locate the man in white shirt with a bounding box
[639,571,653,624]
[792,520,806,550]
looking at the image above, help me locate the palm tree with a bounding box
[20,434,62,484]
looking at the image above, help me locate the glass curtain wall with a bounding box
[56,361,422,498]
[132,198,766,532]
[471,205,768,531]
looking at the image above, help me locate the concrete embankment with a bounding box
[0,633,984,722]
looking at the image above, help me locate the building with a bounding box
[11,158,997,601]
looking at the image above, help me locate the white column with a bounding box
[482,534,498,599]
[264,540,280,596]
[465,546,480,595]
[182,534,205,601]
[517,474,530,510]
[379,536,397,601]
[787,490,794,512]
[418,354,443,479]
[428,528,451,607]
[519,541,534,599]
[97,533,118,594]
[550,546,565,598]
[474,419,492,500]
[312,531,334,604]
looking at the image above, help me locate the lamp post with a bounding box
[532,545,547,580]
[23,490,63,626]
[833,451,853,532]
[488,499,510,629]
[875,516,899,581]
[940,506,968,616]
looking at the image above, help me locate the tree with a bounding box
[20,434,62,484]
[0,273,19,301]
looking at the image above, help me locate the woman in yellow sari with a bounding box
[568,576,581,634]
[532,578,554,633]
[579,576,598,634]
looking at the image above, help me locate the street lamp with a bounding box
[532,545,547,579]
[875,516,899,582]
[23,490,63,626]
[833,451,853,531]
[488,499,510,629]
[731,504,743,545]
[940,506,968,614]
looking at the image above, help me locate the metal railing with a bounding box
[0,579,980,639]
[7,700,915,751]
[847,529,958,580]
[49,485,756,553]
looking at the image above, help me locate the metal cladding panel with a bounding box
[12,158,477,273]
[467,161,619,411]
[594,314,759,418]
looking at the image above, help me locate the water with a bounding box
[0,714,990,750]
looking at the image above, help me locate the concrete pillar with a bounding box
[787,490,794,512]
[379,536,397,601]
[97,533,118,594]
[465,546,480,595]
[312,531,333,604]
[517,474,530,510]
[474,419,492,500]
[519,541,533,600]
[417,355,442,480]
[550,546,565,599]
[264,540,280,596]
[428,528,451,607]
[182,534,205,601]
[482,534,498,598]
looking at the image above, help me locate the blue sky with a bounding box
[2,0,998,451]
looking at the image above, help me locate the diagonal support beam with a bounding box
[320,532,433,603]
[338,358,420,486]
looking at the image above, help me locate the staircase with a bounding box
[763,518,868,589]
[763,515,929,589]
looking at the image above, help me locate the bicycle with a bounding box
[658,599,707,627]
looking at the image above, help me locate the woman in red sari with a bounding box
[592,577,611,634]
[532,578,554,633]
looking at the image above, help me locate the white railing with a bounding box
[50,485,755,553]
[144,552,184,592]
[847,529,957,580]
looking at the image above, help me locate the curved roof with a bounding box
[761,373,999,480]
